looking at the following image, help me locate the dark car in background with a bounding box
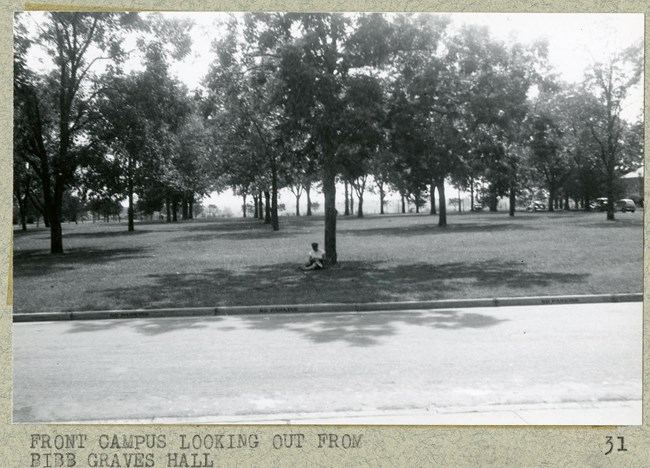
[526,201,546,212]
[591,198,609,211]
[614,199,636,213]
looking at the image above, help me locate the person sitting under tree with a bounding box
[301,242,326,270]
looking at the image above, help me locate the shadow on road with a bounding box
[228,308,508,347]
[62,307,507,347]
[65,317,212,336]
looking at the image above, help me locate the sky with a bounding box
[17,11,645,215]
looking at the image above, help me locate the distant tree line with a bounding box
[14,13,643,259]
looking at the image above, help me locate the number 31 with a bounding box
[605,436,627,455]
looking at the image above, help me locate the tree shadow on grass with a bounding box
[337,222,532,237]
[177,229,294,243]
[95,259,589,315]
[253,261,590,302]
[62,230,150,239]
[576,219,643,229]
[13,247,150,278]
[175,221,319,243]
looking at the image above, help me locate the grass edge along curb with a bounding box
[12,293,643,323]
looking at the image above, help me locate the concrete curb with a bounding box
[12,293,643,323]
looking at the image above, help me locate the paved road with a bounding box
[13,302,642,424]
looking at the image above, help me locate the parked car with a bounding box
[471,202,483,211]
[526,201,546,212]
[614,199,636,213]
[591,198,609,211]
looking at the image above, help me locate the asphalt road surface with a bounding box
[13,302,642,424]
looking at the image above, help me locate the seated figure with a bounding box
[301,242,326,270]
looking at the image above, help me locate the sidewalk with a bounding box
[58,401,642,426]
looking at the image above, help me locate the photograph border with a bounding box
[1,1,648,466]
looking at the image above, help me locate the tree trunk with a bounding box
[166,197,171,222]
[323,161,337,265]
[295,193,301,216]
[41,157,63,251]
[487,185,498,211]
[16,190,28,231]
[271,167,279,231]
[27,192,48,227]
[242,194,247,218]
[258,190,264,220]
[172,198,178,222]
[357,193,364,218]
[127,156,135,231]
[306,183,312,216]
[182,194,189,220]
[430,183,437,215]
[509,183,516,217]
[379,182,385,215]
[606,171,615,221]
[344,180,350,216]
[189,193,194,219]
[470,179,474,211]
[128,187,135,232]
[48,177,65,253]
[436,180,447,227]
[264,191,271,224]
[548,189,555,212]
[350,190,354,216]
[50,217,63,253]
[14,183,28,231]
[253,194,259,219]
[20,209,27,231]
[401,192,406,214]
[415,192,420,214]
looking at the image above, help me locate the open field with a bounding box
[12,210,643,313]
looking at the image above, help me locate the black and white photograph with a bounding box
[11,11,643,426]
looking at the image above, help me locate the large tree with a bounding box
[14,12,141,252]
[583,45,643,220]
[92,15,193,231]
[271,13,394,263]
[453,25,550,216]
[206,13,299,231]
[528,93,573,211]
[387,14,468,226]
[338,75,386,218]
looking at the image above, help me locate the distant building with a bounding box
[619,166,644,206]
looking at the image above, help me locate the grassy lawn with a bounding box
[12,210,643,313]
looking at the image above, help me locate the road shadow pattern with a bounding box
[63,308,508,347]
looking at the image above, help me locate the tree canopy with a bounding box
[14,12,644,257]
